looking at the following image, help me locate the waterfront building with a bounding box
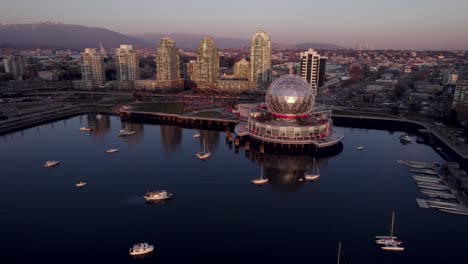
[187,60,198,81]
[79,48,105,89]
[3,55,25,80]
[115,45,139,81]
[233,58,250,80]
[156,38,180,82]
[319,58,327,87]
[453,80,468,122]
[235,75,344,149]
[195,37,219,90]
[299,49,321,89]
[249,30,271,89]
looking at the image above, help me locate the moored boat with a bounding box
[251,162,268,185]
[304,158,320,181]
[196,138,211,160]
[44,160,60,168]
[79,127,92,131]
[399,133,412,143]
[129,242,154,256]
[144,190,173,201]
[106,148,119,154]
[76,182,87,188]
[356,145,364,150]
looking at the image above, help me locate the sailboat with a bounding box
[304,158,320,181]
[193,131,201,138]
[375,211,404,251]
[251,162,268,185]
[196,138,211,160]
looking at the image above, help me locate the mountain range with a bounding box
[0,22,348,51]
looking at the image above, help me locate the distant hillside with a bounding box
[0,22,150,50]
[292,43,349,50]
[134,33,251,50]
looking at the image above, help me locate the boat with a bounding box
[196,138,211,160]
[409,168,438,175]
[381,241,405,251]
[375,211,403,249]
[79,127,92,132]
[76,182,87,188]
[129,242,154,256]
[96,114,102,119]
[193,131,201,138]
[412,175,441,183]
[356,145,364,150]
[251,162,268,185]
[399,133,412,143]
[118,129,136,137]
[143,190,173,201]
[106,148,119,154]
[438,209,468,216]
[44,160,60,168]
[304,158,320,181]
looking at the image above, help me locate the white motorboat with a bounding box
[304,158,320,181]
[129,242,154,256]
[76,182,87,188]
[96,114,102,119]
[356,145,364,150]
[193,132,201,138]
[106,148,119,154]
[251,162,268,185]
[79,127,92,132]
[144,190,173,201]
[375,211,403,249]
[196,138,211,160]
[399,133,412,143]
[44,160,60,168]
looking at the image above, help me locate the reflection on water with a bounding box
[121,121,144,146]
[86,114,111,139]
[160,126,182,153]
[241,147,341,191]
[199,130,219,152]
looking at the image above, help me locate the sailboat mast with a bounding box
[390,211,395,237]
[261,163,263,179]
[337,241,342,264]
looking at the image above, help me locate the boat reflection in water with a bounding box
[119,121,144,146]
[230,136,343,191]
[85,114,111,139]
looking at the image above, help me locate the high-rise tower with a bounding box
[156,38,180,81]
[299,49,322,89]
[80,48,105,88]
[196,37,219,89]
[115,45,139,81]
[249,30,271,89]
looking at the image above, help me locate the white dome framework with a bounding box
[266,75,317,118]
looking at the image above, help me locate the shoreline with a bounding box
[1,105,467,167]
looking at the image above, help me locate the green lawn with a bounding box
[131,102,187,114]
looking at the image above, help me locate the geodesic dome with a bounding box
[265,75,315,117]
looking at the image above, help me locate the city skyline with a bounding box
[2,0,468,50]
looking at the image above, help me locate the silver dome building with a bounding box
[235,75,344,150]
[266,76,315,118]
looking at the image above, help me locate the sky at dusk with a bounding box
[2,0,468,50]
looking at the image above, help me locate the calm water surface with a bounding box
[1,115,467,263]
